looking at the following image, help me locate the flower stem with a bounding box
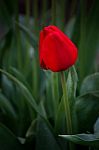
[61,71,75,150]
[51,73,59,120]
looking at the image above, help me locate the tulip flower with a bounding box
[39,25,78,72]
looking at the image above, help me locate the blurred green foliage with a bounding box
[0,0,99,150]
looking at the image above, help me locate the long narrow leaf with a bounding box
[0,123,23,150]
[15,22,38,49]
[59,134,99,148]
[0,69,40,115]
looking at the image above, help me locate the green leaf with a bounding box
[72,0,99,82]
[15,22,38,49]
[59,133,99,148]
[0,123,23,150]
[10,67,32,93]
[26,119,37,138]
[44,71,60,121]
[0,92,17,119]
[65,17,76,38]
[94,117,99,138]
[38,100,47,119]
[80,73,99,97]
[66,66,78,132]
[36,117,61,150]
[0,29,13,66]
[0,69,40,115]
[67,66,78,107]
[76,94,99,132]
[76,73,99,132]
[55,97,66,134]
[0,69,52,133]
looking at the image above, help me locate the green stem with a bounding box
[51,73,59,120]
[61,71,75,150]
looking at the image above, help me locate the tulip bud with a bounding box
[39,25,78,72]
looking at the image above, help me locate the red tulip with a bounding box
[39,25,78,72]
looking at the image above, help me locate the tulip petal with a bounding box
[41,31,77,72]
[39,25,78,72]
